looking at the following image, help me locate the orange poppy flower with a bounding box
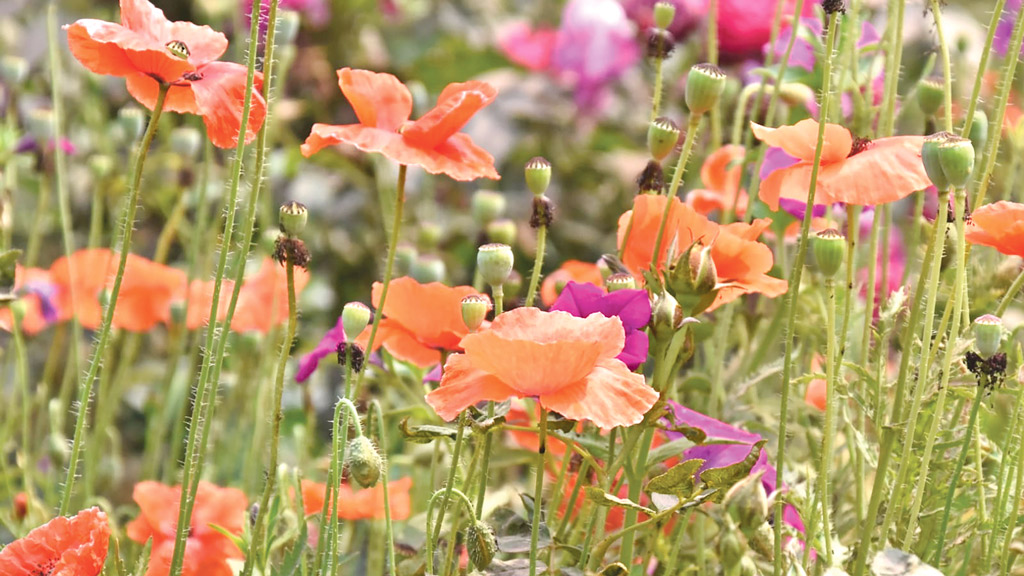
[299,477,412,521]
[301,68,500,181]
[49,248,186,332]
[685,144,748,217]
[0,266,59,335]
[540,260,604,307]
[356,277,488,368]
[161,278,235,330]
[426,307,658,430]
[804,356,827,412]
[751,119,932,209]
[617,195,787,311]
[966,201,1024,258]
[126,481,247,576]
[0,506,110,576]
[231,258,310,333]
[65,0,266,149]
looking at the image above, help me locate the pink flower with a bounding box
[719,0,820,59]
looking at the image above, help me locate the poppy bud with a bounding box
[723,471,769,533]
[472,190,507,226]
[969,110,988,154]
[0,56,28,85]
[646,29,675,60]
[811,228,846,279]
[667,242,718,314]
[461,295,491,332]
[685,63,726,116]
[13,492,28,521]
[342,302,372,342]
[26,108,54,144]
[916,78,944,116]
[778,83,816,107]
[411,255,447,284]
[973,314,1002,359]
[606,273,636,292]
[465,520,498,569]
[647,117,680,161]
[477,243,515,288]
[525,157,552,197]
[395,245,418,276]
[486,218,517,246]
[922,132,953,191]
[937,135,975,189]
[9,299,26,323]
[170,127,203,159]
[637,160,666,193]
[417,223,443,252]
[248,503,260,526]
[530,195,556,229]
[279,201,308,237]
[117,106,146,142]
[718,531,744,569]
[346,435,383,488]
[653,1,676,29]
[651,291,683,338]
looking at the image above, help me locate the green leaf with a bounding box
[583,486,654,516]
[399,417,458,444]
[597,562,630,576]
[646,458,705,497]
[700,440,767,491]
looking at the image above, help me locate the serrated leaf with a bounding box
[399,417,458,443]
[598,562,630,576]
[583,486,654,515]
[646,458,704,496]
[700,440,767,491]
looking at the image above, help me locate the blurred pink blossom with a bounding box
[719,0,820,59]
[621,0,706,37]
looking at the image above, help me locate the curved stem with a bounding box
[996,268,1024,317]
[58,83,168,516]
[425,488,476,576]
[525,223,547,308]
[529,408,549,576]
[432,411,469,543]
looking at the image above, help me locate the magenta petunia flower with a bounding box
[549,281,650,370]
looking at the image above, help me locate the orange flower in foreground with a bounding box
[300,477,412,521]
[65,0,266,148]
[357,277,488,368]
[231,258,310,333]
[752,119,931,209]
[426,307,658,430]
[50,248,186,332]
[685,144,748,217]
[0,266,58,335]
[126,481,247,576]
[301,68,499,181]
[0,507,110,575]
[966,201,1024,258]
[540,260,604,306]
[617,195,787,311]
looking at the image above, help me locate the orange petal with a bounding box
[120,0,228,63]
[376,319,443,368]
[129,481,180,538]
[387,133,500,181]
[192,62,267,149]
[756,162,840,210]
[540,260,604,306]
[617,195,719,275]
[191,481,248,536]
[823,136,932,206]
[966,201,1024,258]
[539,358,657,430]
[301,123,399,158]
[403,81,497,149]
[0,507,110,576]
[805,378,827,411]
[65,19,193,83]
[126,72,199,114]
[751,119,852,163]
[337,68,412,132]
[426,353,519,421]
[700,144,745,192]
[232,258,310,333]
[371,278,484,351]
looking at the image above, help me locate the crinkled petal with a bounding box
[751,119,852,163]
[823,136,932,205]
[300,123,399,158]
[120,0,228,64]
[65,19,193,83]
[126,72,199,114]
[337,67,412,131]
[0,507,110,576]
[539,358,657,430]
[192,62,266,149]
[404,81,497,149]
[426,354,520,421]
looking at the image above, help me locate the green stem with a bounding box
[12,306,33,505]
[998,390,1024,575]
[651,114,702,268]
[432,411,469,544]
[529,408,549,576]
[959,0,1005,140]
[930,0,953,134]
[525,223,547,308]
[368,400,398,576]
[996,268,1024,317]
[425,488,475,576]
[773,11,840,575]
[57,83,168,516]
[817,278,838,563]
[707,0,721,149]
[986,386,1024,568]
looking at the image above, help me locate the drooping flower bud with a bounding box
[465,520,498,569]
[606,273,636,292]
[279,201,308,237]
[471,190,507,226]
[342,302,372,342]
[461,295,491,332]
[723,471,769,533]
[653,1,676,29]
[937,135,975,189]
[525,157,552,197]
[486,218,517,246]
[647,117,680,161]
[922,132,953,191]
[651,291,683,338]
[477,243,515,288]
[411,255,447,284]
[170,127,203,159]
[811,228,846,279]
[346,436,383,488]
[973,314,1002,359]
[685,64,726,116]
[916,78,944,116]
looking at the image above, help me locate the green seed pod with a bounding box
[342,302,372,342]
[118,106,147,142]
[653,1,676,29]
[916,78,944,116]
[685,63,726,116]
[973,314,1003,359]
[0,55,28,85]
[937,135,975,189]
[811,228,846,279]
[486,218,517,246]
[503,270,523,301]
[647,117,680,161]
[411,255,447,284]
[461,294,491,332]
[606,273,636,292]
[394,245,418,277]
[464,521,498,569]
[477,243,515,288]
[969,109,988,154]
[417,223,443,252]
[471,190,507,226]
[170,127,203,159]
[346,436,383,488]
[279,201,308,237]
[525,157,552,197]
[922,132,953,191]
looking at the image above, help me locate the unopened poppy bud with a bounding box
[395,245,418,276]
[0,56,28,85]
[685,63,726,116]
[13,492,28,521]
[922,132,953,191]
[811,228,846,279]
[652,291,683,337]
[718,531,744,568]
[342,302,372,342]
[279,201,308,237]
[417,223,443,251]
[724,471,769,531]
[530,195,556,229]
[916,78,944,116]
[486,218,517,246]
[461,295,491,332]
[346,435,383,488]
[653,1,676,29]
[969,110,988,153]
[477,243,514,288]
[525,157,552,197]
[778,83,816,107]
[646,29,675,60]
[27,108,54,143]
[170,127,202,159]
[647,117,680,161]
[117,106,146,142]
[606,273,636,292]
[504,270,523,301]
[465,520,498,569]
[472,190,507,225]
[411,255,447,284]
[276,11,302,46]
[937,136,975,189]
[637,160,666,193]
[973,314,1002,359]
[668,243,717,314]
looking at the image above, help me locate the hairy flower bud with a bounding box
[811,228,846,279]
[637,160,666,194]
[395,245,418,276]
[646,29,675,60]
[647,117,680,161]
[969,110,988,154]
[461,295,491,332]
[916,78,944,116]
[530,195,556,229]
[685,64,726,116]
[667,243,718,315]
[723,471,769,533]
[525,157,552,197]
[477,243,515,288]
[346,436,383,488]
[117,106,146,142]
[342,302,372,342]
[465,521,498,569]
[973,314,1002,359]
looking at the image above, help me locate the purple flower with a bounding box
[295,315,346,383]
[621,0,706,38]
[996,0,1024,57]
[21,281,59,325]
[243,0,329,30]
[550,281,650,370]
[15,135,75,156]
[664,401,805,534]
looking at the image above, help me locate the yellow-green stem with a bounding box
[525,224,547,308]
[529,408,549,576]
[651,114,702,268]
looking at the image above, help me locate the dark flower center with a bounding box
[848,137,872,157]
[166,40,190,60]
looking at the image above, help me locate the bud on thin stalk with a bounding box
[685,64,726,116]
